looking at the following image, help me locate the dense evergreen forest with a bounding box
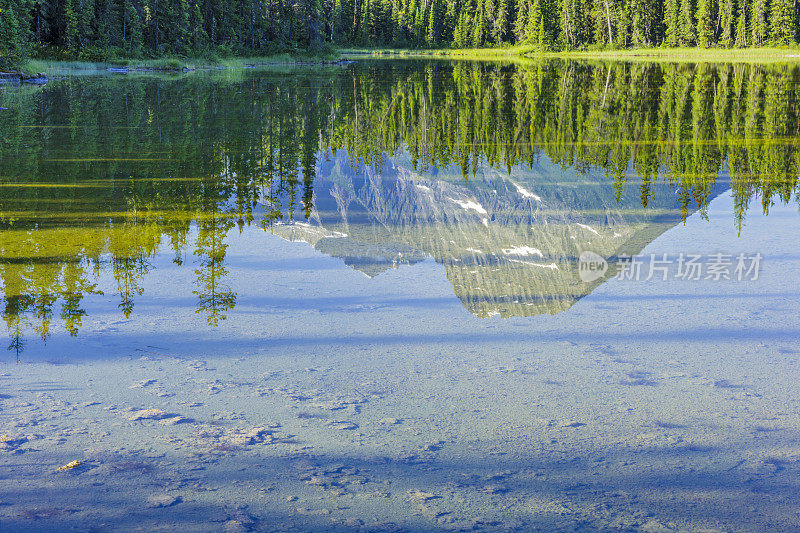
[3,0,800,67]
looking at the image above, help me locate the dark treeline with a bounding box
[3,0,800,67]
[1,60,800,353]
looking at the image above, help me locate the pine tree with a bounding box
[413,0,425,43]
[695,0,715,46]
[719,0,735,46]
[427,0,445,43]
[473,0,486,44]
[538,11,547,46]
[526,0,544,44]
[561,0,578,47]
[514,0,529,42]
[769,0,795,44]
[735,0,748,46]
[188,1,207,51]
[63,0,80,53]
[482,0,497,43]
[308,0,325,46]
[593,0,617,45]
[0,0,27,68]
[167,0,191,54]
[616,0,630,46]
[630,0,657,46]
[493,0,511,42]
[677,0,696,45]
[123,0,144,55]
[444,0,457,43]
[1,0,796,63]
[664,0,680,46]
[454,10,467,45]
[359,0,371,43]
[751,0,769,45]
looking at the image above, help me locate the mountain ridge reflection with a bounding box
[1,59,797,355]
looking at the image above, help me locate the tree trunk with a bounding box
[604,0,613,44]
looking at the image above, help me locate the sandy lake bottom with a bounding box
[2,192,800,532]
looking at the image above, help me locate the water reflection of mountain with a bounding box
[265,151,722,317]
[4,59,794,352]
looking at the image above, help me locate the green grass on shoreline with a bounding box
[340,46,800,63]
[338,47,523,61]
[13,45,800,77]
[546,47,800,63]
[15,51,341,77]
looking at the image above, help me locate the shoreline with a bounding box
[2,53,345,80]
[340,46,800,63]
[7,46,800,81]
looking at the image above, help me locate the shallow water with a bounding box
[1,60,799,532]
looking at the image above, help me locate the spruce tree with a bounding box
[1,0,796,62]
[592,0,617,45]
[123,0,144,54]
[427,0,444,43]
[454,11,469,45]
[664,0,680,46]
[526,0,544,45]
[751,0,769,45]
[735,0,748,46]
[514,0,529,42]
[630,0,656,46]
[719,0,735,46]
[678,0,696,45]
[63,0,79,53]
[538,12,546,46]
[473,1,486,44]
[769,0,795,44]
[493,0,511,42]
[0,0,26,68]
[483,0,497,42]
[188,1,207,51]
[695,0,714,46]
[616,0,630,46]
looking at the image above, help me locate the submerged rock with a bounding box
[227,426,277,446]
[406,490,438,502]
[56,459,82,472]
[481,484,508,494]
[0,434,29,452]
[160,415,193,426]
[130,379,157,388]
[128,409,168,421]
[326,420,359,430]
[147,494,181,508]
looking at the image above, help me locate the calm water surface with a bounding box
[0,60,799,531]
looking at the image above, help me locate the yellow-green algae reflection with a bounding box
[1,60,799,357]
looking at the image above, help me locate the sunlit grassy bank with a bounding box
[15,47,800,77]
[340,46,800,63]
[550,47,800,63]
[338,47,524,61]
[15,52,340,76]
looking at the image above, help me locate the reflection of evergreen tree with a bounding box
[114,256,148,318]
[2,62,800,354]
[193,213,237,327]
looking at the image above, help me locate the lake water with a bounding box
[1,60,799,531]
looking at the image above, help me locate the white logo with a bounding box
[578,251,608,282]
